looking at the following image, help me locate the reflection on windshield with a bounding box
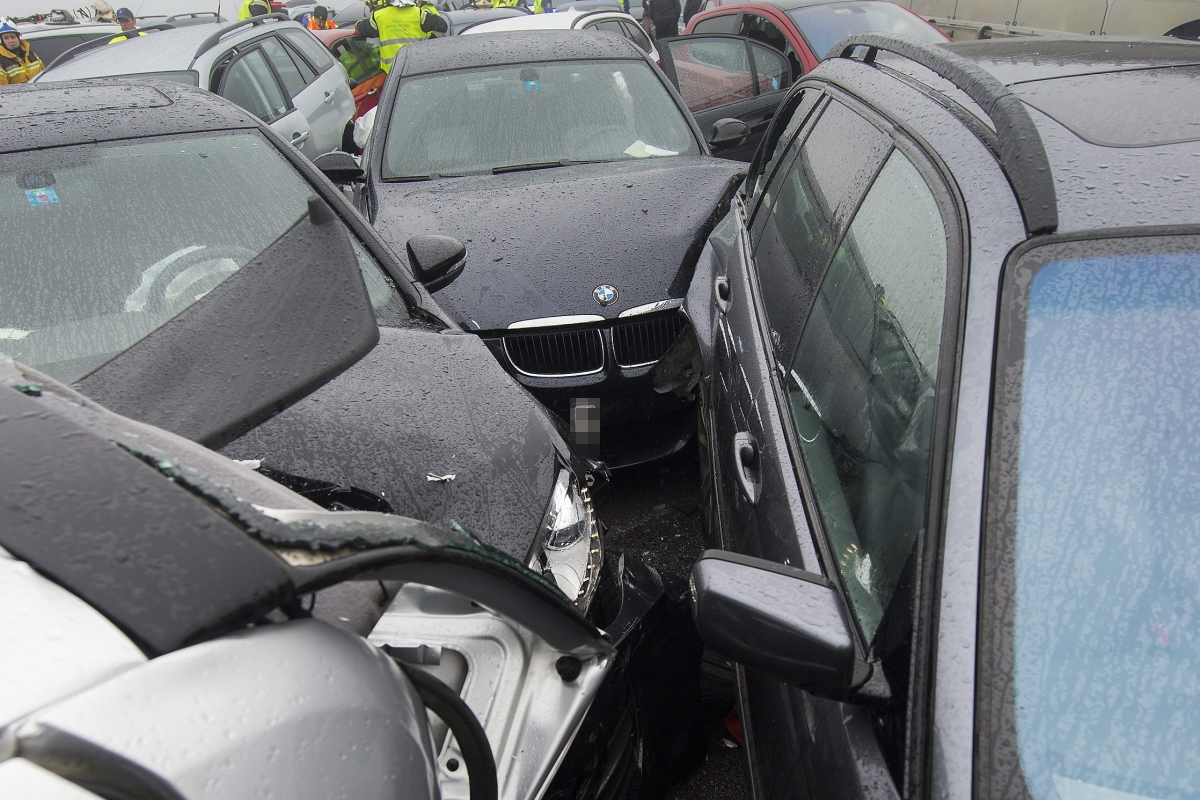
[382,61,698,179]
[982,243,1200,800]
[0,133,312,381]
[787,1,945,59]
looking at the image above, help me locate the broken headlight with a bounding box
[528,469,602,612]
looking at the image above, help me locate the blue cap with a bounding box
[115,7,135,19]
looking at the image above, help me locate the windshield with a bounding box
[381,60,699,179]
[0,132,315,382]
[978,237,1200,800]
[786,1,945,59]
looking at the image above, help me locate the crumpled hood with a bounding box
[221,326,572,559]
[370,156,743,331]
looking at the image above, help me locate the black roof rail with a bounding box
[165,12,224,22]
[833,33,1058,236]
[193,13,291,60]
[43,23,177,72]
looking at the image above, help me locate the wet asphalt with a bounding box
[593,444,751,800]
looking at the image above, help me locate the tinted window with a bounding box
[665,37,753,110]
[752,99,891,361]
[740,13,786,52]
[260,37,308,97]
[749,88,820,201]
[27,34,91,64]
[786,148,948,642]
[787,0,944,59]
[691,13,738,33]
[382,61,699,178]
[0,133,315,381]
[979,236,1200,800]
[281,28,336,71]
[221,49,290,121]
[586,20,625,35]
[620,19,653,53]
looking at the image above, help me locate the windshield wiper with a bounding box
[491,159,607,175]
[383,173,464,183]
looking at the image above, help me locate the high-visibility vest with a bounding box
[374,5,436,73]
[238,0,271,18]
[238,0,255,19]
[108,30,148,43]
[0,41,44,84]
[306,15,336,29]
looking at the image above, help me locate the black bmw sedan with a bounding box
[359,31,746,467]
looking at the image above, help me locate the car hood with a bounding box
[369,156,743,331]
[220,325,574,559]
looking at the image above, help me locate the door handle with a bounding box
[290,130,311,146]
[732,431,759,504]
[323,90,335,104]
[714,275,731,314]
[367,88,379,95]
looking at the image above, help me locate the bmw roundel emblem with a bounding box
[593,284,618,306]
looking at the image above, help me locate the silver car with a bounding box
[36,14,356,159]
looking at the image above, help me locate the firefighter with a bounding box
[304,5,337,29]
[355,0,446,74]
[0,19,44,84]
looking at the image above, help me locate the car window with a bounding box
[349,238,412,327]
[748,87,821,201]
[691,13,738,34]
[0,132,319,381]
[740,12,786,52]
[333,36,383,80]
[786,0,944,60]
[750,40,788,93]
[281,27,336,71]
[220,49,290,122]
[260,36,309,97]
[664,37,753,111]
[281,37,320,84]
[751,99,891,362]
[28,34,92,65]
[586,20,626,35]
[978,235,1200,800]
[382,60,699,178]
[785,148,948,643]
[620,19,653,53]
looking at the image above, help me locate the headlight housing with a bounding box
[527,469,602,612]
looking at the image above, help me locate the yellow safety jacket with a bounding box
[108,30,148,43]
[238,0,272,19]
[492,0,543,11]
[372,4,440,73]
[0,40,44,84]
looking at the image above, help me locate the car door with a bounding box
[280,28,357,154]
[738,10,804,80]
[657,33,792,160]
[690,84,963,798]
[258,34,344,155]
[214,46,317,158]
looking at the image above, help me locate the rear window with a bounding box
[786,0,944,59]
[978,234,1200,800]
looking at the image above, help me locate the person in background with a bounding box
[356,0,446,73]
[0,18,44,84]
[682,0,703,24]
[304,5,337,29]
[108,8,147,42]
[238,0,274,19]
[646,0,680,37]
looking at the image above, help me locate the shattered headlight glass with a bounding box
[528,469,602,612]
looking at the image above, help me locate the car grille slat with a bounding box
[612,313,688,368]
[504,327,604,377]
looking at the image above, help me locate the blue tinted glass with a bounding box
[1011,251,1200,798]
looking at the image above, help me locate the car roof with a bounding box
[709,0,894,11]
[461,9,621,32]
[20,22,123,37]
[36,18,307,81]
[0,80,260,154]
[944,36,1200,85]
[397,28,645,75]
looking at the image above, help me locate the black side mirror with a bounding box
[690,550,856,697]
[707,117,751,151]
[406,234,466,292]
[313,150,365,184]
[346,76,359,89]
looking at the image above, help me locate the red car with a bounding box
[314,27,387,120]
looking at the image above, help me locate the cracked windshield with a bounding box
[2,0,1198,797]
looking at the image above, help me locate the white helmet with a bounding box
[0,18,21,37]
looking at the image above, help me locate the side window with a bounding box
[749,87,820,201]
[333,37,383,80]
[586,20,626,35]
[740,12,803,78]
[749,40,788,94]
[281,28,336,72]
[751,99,891,362]
[30,34,87,64]
[259,37,308,97]
[219,49,290,122]
[349,238,410,327]
[786,148,949,644]
[691,13,738,34]
[620,20,654,53]
[664,37,752,111]
[281,37,319,84]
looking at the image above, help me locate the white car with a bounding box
[35,15,356,159]
[462,8,659,63]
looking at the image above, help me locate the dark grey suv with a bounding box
[681,35,1200,799]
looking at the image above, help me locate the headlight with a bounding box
[527,469,602,612]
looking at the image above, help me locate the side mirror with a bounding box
[313,150,365,184]
[690,550,856,697]
[347,76,359,89]
[406,234,466,292]
[707,117,751,151]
